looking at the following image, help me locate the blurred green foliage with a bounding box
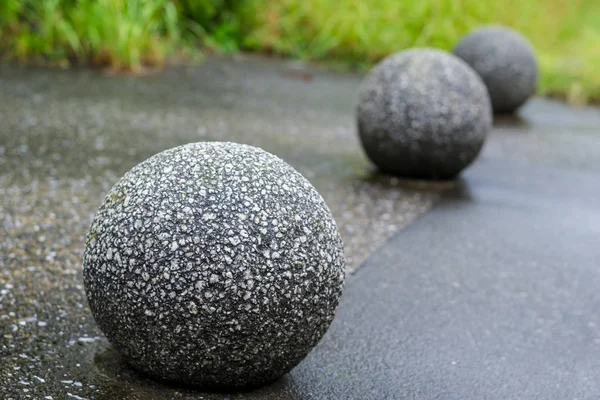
[238,0,600,104]
[0,0,239,71]
[177,0,241,51]
[0,0,598,102]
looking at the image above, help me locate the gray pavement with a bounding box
[0,55,433,400]
[1,55,600,399]
[275,158,600,399]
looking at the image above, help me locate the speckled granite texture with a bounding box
[82,142,346,388]
[357,48,492,180]
[453,25,538,113]
[0,56,435,399]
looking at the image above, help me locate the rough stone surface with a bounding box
[357,48,492,180]
[0,56,434,400]
[82,141,346,388]
[453,25,538,113]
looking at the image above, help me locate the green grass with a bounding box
[0,0,177,71]
[0,0,237,71]
[0,0,598,102]
[237,0,600,104]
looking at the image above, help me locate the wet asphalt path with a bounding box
[1,55,600,399]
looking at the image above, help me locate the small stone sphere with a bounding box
[83,142,345,388]
[357,48,492,180]
[453,25,538,113]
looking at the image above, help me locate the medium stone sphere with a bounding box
[357,48,492,180]
[453,25,538,113]
[83,142,345,388]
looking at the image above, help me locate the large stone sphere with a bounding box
[453,25,538,113]
[83,142,345,388]
[357,48,492,180]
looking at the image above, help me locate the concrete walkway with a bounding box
[1,55,600,399]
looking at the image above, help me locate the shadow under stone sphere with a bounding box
[357,48,492,180]
[82,142,346,388]
[453,25,538,113]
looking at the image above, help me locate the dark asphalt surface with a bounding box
[231,93,600,399]
[2,55,600,399]
[269,157,600,399]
